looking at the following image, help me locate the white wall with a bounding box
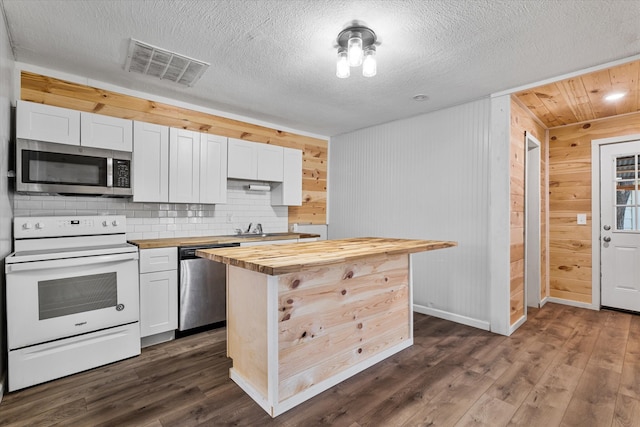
[329,99,492,329]
[0,4,15,399]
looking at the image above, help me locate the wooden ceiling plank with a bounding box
[556,78,596,123]
[581,68,617,118]
[609,61,639,116]
[514,89,562,127]
[536,82,578,126]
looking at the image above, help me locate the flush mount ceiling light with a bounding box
[605,92,626,101]
[125,39,209,87]
[336,26,377,78]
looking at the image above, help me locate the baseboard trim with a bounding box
[547,297,598,310]
[413,304,490,331]
[539,296,549,308]
[509,315,527,335]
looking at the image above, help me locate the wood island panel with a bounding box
[277,253,410,401]
[226,267,269,397]
[200,237,456,417]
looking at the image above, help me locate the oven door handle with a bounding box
[5,252,138,273]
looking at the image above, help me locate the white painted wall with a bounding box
[329,99,493,330]
[0,4,15,400]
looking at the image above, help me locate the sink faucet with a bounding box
[255,223,263,234]
[245,222,252,233]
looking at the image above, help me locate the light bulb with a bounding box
[347,32,363,67]
[336,48,350,78]
[362,46,376,77]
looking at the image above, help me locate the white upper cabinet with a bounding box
[200,133,228,204]
[169,128,201,204]
[257,144,284,182]
[133,121,169,202]
[272,147,303,206]
[168,129,228,204]
[16,101,133,151]
[227,138,258,180]
[81,112,133,151]
[17,100,80,145]
[227,138,283,182]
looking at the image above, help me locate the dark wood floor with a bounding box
[1,303,639,426]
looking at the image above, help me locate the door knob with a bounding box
[603,225,611,231]
[603,236,611,242]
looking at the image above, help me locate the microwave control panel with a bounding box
[113,159,131,188]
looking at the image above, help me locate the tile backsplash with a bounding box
[13,180,288,240]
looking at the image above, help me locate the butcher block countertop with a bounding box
[196,237,457,275]
[128,232,320,249]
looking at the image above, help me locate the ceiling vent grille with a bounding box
[124,39,209,87]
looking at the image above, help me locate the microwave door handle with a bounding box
[5,253,138,273]
[107,157,113,187]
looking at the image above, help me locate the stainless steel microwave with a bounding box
[16,139,132,196]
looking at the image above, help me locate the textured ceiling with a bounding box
[2,0,640,136]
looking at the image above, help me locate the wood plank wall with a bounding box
[548,112,640,303]
[510,96,548,325]
[20,71,328,225]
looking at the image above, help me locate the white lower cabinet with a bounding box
[139,248,178,344]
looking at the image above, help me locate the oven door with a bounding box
[6,252,139,350]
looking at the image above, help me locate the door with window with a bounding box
[600,140,640,311]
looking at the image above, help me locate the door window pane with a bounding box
[617,206,636,231]
[38,272,117,320]
[615,154,639,231]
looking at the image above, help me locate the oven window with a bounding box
[23,149,107,186]
[38,272,117,320]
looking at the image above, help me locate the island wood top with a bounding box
[196,237,457,275]
[128,232,320,249]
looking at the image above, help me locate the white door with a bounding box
[600,140,640,311]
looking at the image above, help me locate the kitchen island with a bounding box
[196,237,456,417]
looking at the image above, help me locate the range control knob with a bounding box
[102,220,109,227]
[35,222,45,230]
[22,222,32,230]
[112,220,119,227]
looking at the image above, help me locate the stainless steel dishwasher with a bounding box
[178,243,240,332]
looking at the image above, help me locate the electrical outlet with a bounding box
[577,213,587,225]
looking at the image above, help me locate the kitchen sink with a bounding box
[231,232,293,238]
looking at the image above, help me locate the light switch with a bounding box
[577,213,587,225]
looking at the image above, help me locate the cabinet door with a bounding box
[139,270,178,337]
[16,100,80,145]
[133,122,169,202]
[81,112,133,151]
[200,133,228,204]
[272,147,302,206]
[257,144,284,182]
[227,138,257,180]
[169,128,200,203]
[139,247,177,274]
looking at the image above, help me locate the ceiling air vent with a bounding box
[124,39,209,87]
